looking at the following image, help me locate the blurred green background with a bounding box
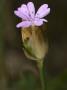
[0,0,67,90]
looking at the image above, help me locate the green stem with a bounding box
[37,60,47,90]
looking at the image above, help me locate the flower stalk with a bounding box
[37,60,47,90]
[37,60,45,90]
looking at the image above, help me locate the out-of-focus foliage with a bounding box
[47,70,67,90]
[0,0,67,90]
[7,70,67,90]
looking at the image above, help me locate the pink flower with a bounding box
[14,2,50,28]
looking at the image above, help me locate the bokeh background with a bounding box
[0,0,67,90]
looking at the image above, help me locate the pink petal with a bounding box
[18,4,30,19]
[27,2,35,19]
[14,10,28,20]
[14,4,30,20]
[16,21,32,28]
[35,4,50,18]
[34,18,43,26]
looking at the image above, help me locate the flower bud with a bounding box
[21,26,48,61]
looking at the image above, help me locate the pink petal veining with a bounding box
[35,4,50,18]
[27,2,35,19]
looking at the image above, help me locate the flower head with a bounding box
[14,2,50,28]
